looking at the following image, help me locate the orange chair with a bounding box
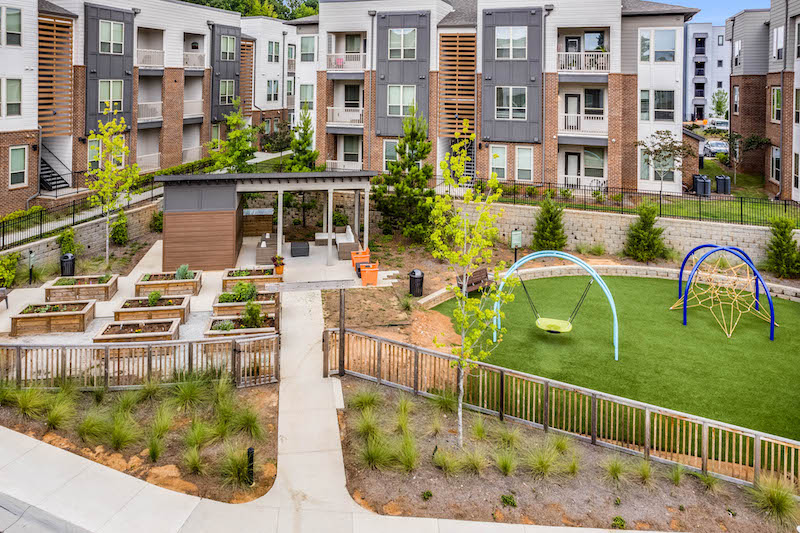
[361,261,380,286]
[351,249,370,268]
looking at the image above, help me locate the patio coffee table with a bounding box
[291,241,310,257]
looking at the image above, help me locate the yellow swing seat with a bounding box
[536,317,573,334]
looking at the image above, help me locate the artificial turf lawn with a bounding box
[435,275,800,440]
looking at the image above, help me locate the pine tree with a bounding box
[765,217,800,278]
[623,201,667,262]
[206,98,262,173]
[532,198,567,251]
[288,108,319,172]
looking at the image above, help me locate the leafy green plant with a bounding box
[433,447,462,477]
[56,227,81,255]
[526,445,559,478]
[360,434,392,470]
[109,412,140,451]
[591,190,606,203]
[624,201,667,262]
[394,433,419,472]
[184,446,207,475]
[494,448,517,476]
[175,264,194,280]
[349,388,381,410]
[110,211,129,245]
[610,193,623,204]
[611,516,626,529]
[184,419,215,449]
[765,217,800,278]
[14,388,48,418]
[147,291,162,307]
[526,186,539,197]
[149,210,163,233]
[470,417,487,440]
[240,301,264,329]
[500,494,517,507]
[400,294,413,313]
[461,447,488,475]
[667,464,685,486]
[603,456,628,486]
[559,188,573,199]
[231,406,264,440]
[219,281,258,303]
[147,434,164,462]
[356,407,380,440]
[0,253,20,288]
[532,198,567,251]
[212,320,235,331]
[430,388,457,413]
[98,273,112,284]
[421,490,432,501]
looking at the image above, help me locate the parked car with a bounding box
[706,118,729,131]
[703,140,729,157]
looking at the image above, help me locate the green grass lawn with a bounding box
[702,158,768,199]
[252,154,291,173]
[435,276,800,440]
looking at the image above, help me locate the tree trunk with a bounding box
[457,364,464,448]
[105,209,110,267]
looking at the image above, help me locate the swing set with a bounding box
[492,251,620,361]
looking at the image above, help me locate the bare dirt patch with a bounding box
[339,376,775,532]
[322,287,411,330]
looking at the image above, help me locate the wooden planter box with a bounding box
[204,314,277,338]
[212,292,279,317]
[10,300,96,337]
[45,275,119,302]
[222,267,282,292]
[114,296,191,324]
[93,318,181,344]
[135,271,203,296]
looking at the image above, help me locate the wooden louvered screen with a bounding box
[438,33,476,136]
[38,14,74,136]
[240,40,255,113]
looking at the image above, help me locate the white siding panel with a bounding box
[0,1,38,132]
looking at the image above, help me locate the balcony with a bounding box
[327,107,363,126]
[695,89,705,98]
[182,146,203,164]
[184,100,203,117]
[137,49,164,68]
[138,102,162,122]
[326,160,363,171]
[557,52,610,72]
[183,52,205,69]
[558,113,607,136]
[562,175,607,189]
[695,47,706,56]
[327,53,366,71]
[137,153,160,173]
[287,58,296,72]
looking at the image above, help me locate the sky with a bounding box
[687,0,769,24]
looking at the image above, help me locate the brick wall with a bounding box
[543,73,559,184]
[71,65,87,176]
[683,132,700,186]
[0,130,40,216]
[763,72,794,199]
[160,68,185,169]
[201,69,212,159]
[730,74,767,175]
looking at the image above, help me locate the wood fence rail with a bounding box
[324,328,800,488]
[0,334,280,390]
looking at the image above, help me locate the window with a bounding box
[495,86,526,120]
[640,90,650,120]
[584,31,604,51]
[211,123,221,143]
[773,26,784,60]
[344,85,360,108]
[516,147,533,180]
[718,35,724,46]
[796,89,800,123]
[795,153,799,189]
[654,30,676,62]
[88,140,101,170]
[9,146,26,187]
[654,155,674,182]
[695,83,704,98]
[343,135,360,162]
[584,89,603,115]
[264,119,272,133]
[345,34,361,54]
[717,60,723,68]
[387,85,415,116]
[639,30,650,61]
[495,26,526,59]
[490,145,506,180]
[771,146,781,183]
[220,79,234,105]
[288,111,295,127]
[694,62,705,76]
[384,139,398,171]
[654,90,674,121]
[388,29,416,60]
[221,35,236,61]
[717,81,723,89]
[288,44,295,60]
[733,86,739,114]
[695,37,705,54]
[733,40,741,66]
[98,80,123,112]
[639,149,649,181]
[584,147,604,178]
[5,79,21,116]
[286,78,294,96]
[771,87,782,121]
[266,80,279,102]
[300,36,315,62]
[267,41,279,62]
[6,7,21,46]
[299,84,313,110]
[99,20,123,54]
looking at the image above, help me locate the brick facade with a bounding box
[201,69,212,159]
[607,73,639,189]
[730,74,767,175]
[71,65,88,179]
[543,73,559,184]
[764,72,794,199]
[682,132,700,187]
[0,130,40,216]
[161,68,186,169]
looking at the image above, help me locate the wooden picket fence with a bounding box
[0,334,279,390]
[324,328,800,488]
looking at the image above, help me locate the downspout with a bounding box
[729,17,737,184]
[282,30,287,111]
[540,5,554,186]
[777,0,789,200]
[27,126,43,209]
[368,10,377,170]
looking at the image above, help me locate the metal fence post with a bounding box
[543,381,550,432]
[659,191,662,217]
[413,349,419,394]
[591,394,597,445]
[146,345,153,382]
[498,370,505,421]
[72,200,76,226]
[753,434,761,485]
[104,346,110,389]
[15,346,21,388]
[38,209,43,239]
[701,422,709,474]
[338,289,346,377]
[2,220,5,249]
[644,408,651,460]
[375,341,382,385]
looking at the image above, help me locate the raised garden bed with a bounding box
[94,318,180,343]
[212,292,279,317]
[222,267,281,292]
[10,300,96,337]
[204,315,277,338]
[114,296,191,324]
[45,275,119,302]
[135,270,202,296]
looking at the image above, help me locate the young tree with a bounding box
[711,89,728,118]
[288,107,319,172]
[637,130,696,193]
[207,98,262,173]
[372,106,435,242]
[429,121,518,448]
[623,201,668,263]
[724,131,771,185]
[264,119,292,155]
[765,217,800,278]
[87,108,139,266]
[532,198,567,251]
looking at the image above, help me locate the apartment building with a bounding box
[684,22,730,121]
[312,0,698,192]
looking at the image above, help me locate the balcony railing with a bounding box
[137,153,161,173]
[326,160,363,171]
[327,107,364,126]
[184,100,203,117]
[557,52,610,72]
[182,146,203,164]
[558,113,607,136]
[326,53,366,71]
[137,49,164,68]
[287,58,296,72]
[696,47,706,55]
[183,52,205,69]
[695,89,705,98]
[138,102,162,122]
[562,175,607,189]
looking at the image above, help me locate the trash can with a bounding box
[409,269,424,297]
[60,253,75,277]
[697,176,711,198]
[692,174,703,193]
[699,154,704,169]
[715,175,731,195]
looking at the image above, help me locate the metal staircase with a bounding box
[39,159,70,192]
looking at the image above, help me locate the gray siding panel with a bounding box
[728,11,770,76]
[84,4,134,135]
[211,24,242,123]
[481,8,542,143]
[621,14,683,74]
[375,11,430,137]
[163,183,237,213]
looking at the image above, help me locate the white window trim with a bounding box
[718,35,724,46]
[495,86,527,121]
[653,29,676,63]
[99,20,124,55]
[640,89,650,121]
[98,79,123,113]
[639,30,651,62]
[299,84,314,110]
[221,35,236,61]
[267,41,280,62]
[773,26,785,60]
[211,123,221,143]
[489,145,507,180]
[771,87,782,122]
[733,86,739,115]
[383,139,397,172]
[387,85,416,117]
[388,28,416,60]
[88,139,102,170]
[4,7,22,47]
[220,79,235,105]
[300,36,315,62]
[4,78,22,117]
[515,146,533,181]
[734,40,742,67]
[495,26,527,60]
[771,146,781,184]
[653,89,675,122]
[9,145,27,189]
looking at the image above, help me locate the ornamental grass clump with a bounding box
[221,446,252,487]
[667,464,686,486]
[77,409,109,443]
[430,389,457,413]
[109,412,141,451]
[184,446,207,476]
[184,419,215,449]
[349,388,381,410]
[355,407,380,440]
[433,447,462,477]
[494,424,521,449]
[470,416,487,441]
[360,434,392,470]
[14,388,48,419]
[45,397,75,430]
[636,459,653,486]
[747,475,800,528]
[231,406,264,440]
[525,445,559,479]
[393,433,419,472]
[151,403,173,439]
[603,456,628,486]
[461,447,489,475]
[147,433,164,462]
[171,379,208,411]
[113,390,141,415]
[494,448,518,477]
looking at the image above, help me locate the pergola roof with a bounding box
[155,171,377,191]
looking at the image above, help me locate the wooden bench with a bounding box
[456,267,491,294]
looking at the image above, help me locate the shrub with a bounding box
[421,490,432,501]
[113,390,141,415]
[109,413,140,451]
[147,291,162,307]
[0,253,19,288]
[470,417,487,441]
[45,398,75,430]
[332,211,348,227]
[433,447,462,477]
[394,433,419,472]
[175,264,194,280]
[591,190,606,203]
[184,446,207,476]
[494,424,521,449]
[78,409,108,443]
[349,388,381,410]
[636,460,652,486]
[667,464,685,486]
[56,227,81,255]
[171,379,208,411]
[747,476,799,527]
[110,212,129,245]
[494,448,517,476]
[526,446,559,478]
[765,217,800,278]
[14,388,48,418]
[212,320,235,331]
[149,210,163,233]
[184,419,215,448]
[603,456,628,486]
[611,516,626,529]
[221,446,251,486]
[559,188,573,199]
[717,152,730,166]
[240,301,264,329]
[532,198,567,251]
[624,201,667,262]
[400,294,413,313]
[461,447,488,475]
[430,389,457,413]
[360,434,392,470]
[500,494,517,507]
[588,243,606,256]
[231,406,264,440]
[526,186,539,198]
[610,193,624,204]
[356,407,380,440]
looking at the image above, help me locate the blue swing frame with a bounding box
[492,251,620,361]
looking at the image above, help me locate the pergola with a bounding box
[155,171,377,270]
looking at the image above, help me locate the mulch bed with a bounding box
[122,297,185,309]
[211,317,276,330]
[21,303,86,314]
[103,322,173,335]
[219,293,276,303]
[339,376,776,532]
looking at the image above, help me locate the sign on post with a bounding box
[510,229,522,262]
